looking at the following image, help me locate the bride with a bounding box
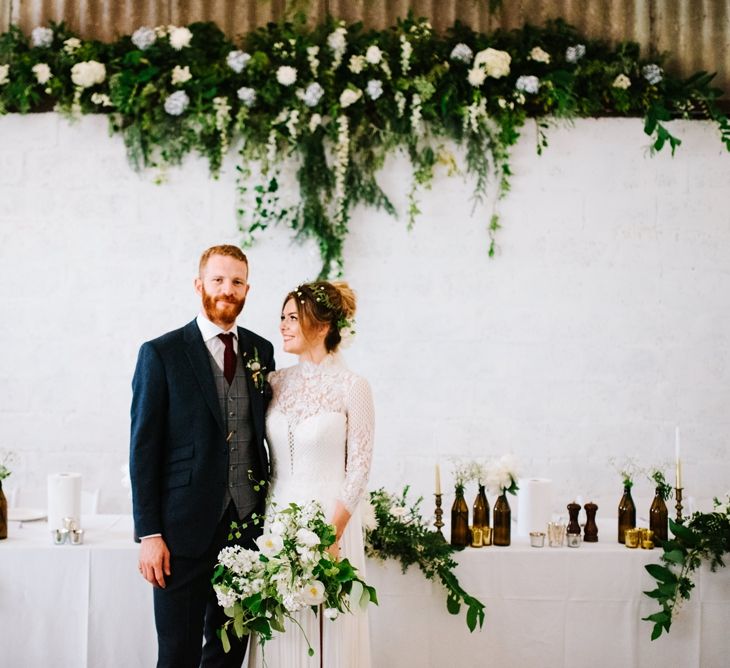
[248,280,374,667]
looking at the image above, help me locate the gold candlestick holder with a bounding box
[675,487,684,523]
[434,493,445,539]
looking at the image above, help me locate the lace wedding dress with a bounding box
[248,353,374,668]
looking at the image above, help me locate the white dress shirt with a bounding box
[196,312,238,373]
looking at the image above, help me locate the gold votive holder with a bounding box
[470,526,484,548]
[624,528,641,548]
[69,528,85,545]
[566,532,582,548]
[482,526,492,546]
[642,539,655,550]
[529,531,545,548]
[640,529,654,544]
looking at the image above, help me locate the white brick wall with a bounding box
[1,113,728,523]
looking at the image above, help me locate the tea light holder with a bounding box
[52,528,69,545]
[69,528,85,545]
[566,533,582,548]
[529,531,545,548]
[482,526,492,546]
[624,528,641,548]
[640,529,654,549]
[547,522,566,547]
[470,526,484,548]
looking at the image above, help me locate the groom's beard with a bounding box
[201,287,245,327]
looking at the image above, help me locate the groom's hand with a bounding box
[139,536,171,588]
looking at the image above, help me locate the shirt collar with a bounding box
[196,312,238,343]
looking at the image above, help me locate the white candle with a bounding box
[435,464,441,495]
[675,426,682,489]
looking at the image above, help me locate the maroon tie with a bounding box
[217,333,237,385]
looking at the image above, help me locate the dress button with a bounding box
[229,411,235,417]
[229,396,234,402]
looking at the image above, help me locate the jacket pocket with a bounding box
[168,443,194,463]
[164,468,191,490]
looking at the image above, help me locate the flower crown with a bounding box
[295,283,354,333]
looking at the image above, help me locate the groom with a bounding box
[130,244,274,667]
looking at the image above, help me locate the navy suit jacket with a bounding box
[130,319,275,558]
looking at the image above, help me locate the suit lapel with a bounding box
[183,320,225,435]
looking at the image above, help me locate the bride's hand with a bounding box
[327,541,341,560]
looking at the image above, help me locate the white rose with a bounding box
[90,92,113,107]
[268,520,285,535]
[32,63,52,85]
[237,86,256,107]
[365,79,383,100]
[131,27,156,51]
[276,65,297,86]
[226,50,251,73]
[467,67,486,87]
[324,607,339,620]
[450,43,473,63]
[473,47,511,78]
[300,580,325,605]
[70,61,106,88]
[163,90,190,116]
[515,75,540,94]
[63,37,82,54]
[0,64,9,86]
[365,45,382,65]
[295,528,320,547]
[529,46,551,64]
[348,54,365,74]
[168,26,192,50]
[612,74,631,90]
[327,27,347,54]
[171,65,192,85]
[339,87,362,108]
[31,26,54,48]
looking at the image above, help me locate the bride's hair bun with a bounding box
[284,280,357,352]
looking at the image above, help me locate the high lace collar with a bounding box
[297,351,345,377]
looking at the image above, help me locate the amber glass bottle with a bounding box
[617,484,636,544]
[493,493,511,546]
[649,487,669,544]
[472,484,490,529]
[451,487,470,547]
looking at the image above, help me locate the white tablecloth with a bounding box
[1,515,728,667]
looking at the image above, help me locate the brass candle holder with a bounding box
[675,487,684,523]
[434,493,445,539]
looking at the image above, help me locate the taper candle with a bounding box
[675,426,682,488]
[435,464,441,495]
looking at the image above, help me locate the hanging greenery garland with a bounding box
[1,16,728,277]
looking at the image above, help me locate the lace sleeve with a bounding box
[339,376,375,513]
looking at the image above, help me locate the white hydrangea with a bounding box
[612,74,631,89]
[214,585,238,610]
[168,26,193,50]
[0,64,9,86]
[131,26,156,50]
[365,45,383,65]
[473,47,511,78]
[349,54,366,74]
[467,67,486,87]
[70,61,106,88]
[529,46,551,64]
[565,44,586,63]
[297,82,324,107]
[163,90,190,116]
[90,92,113,106]
[226,50,251,73]
[171,65,192,85]
[450,43,473,63]
[276,65,297,86]
[366,79,383,100]
[515,74,540,94]
[237,86,256,107]
[31,27,53,48]
[339,87,362,108]
[642,64,664,85]
[63,37,82,54]
[32,63,52,85]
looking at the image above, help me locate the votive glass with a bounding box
[482,526,492,546]
[529,531,545,548]
[52,528,69,545]
[547,522,566,547]
[566,533,581,548]
[624,528,641,548]
[69,529,85,545]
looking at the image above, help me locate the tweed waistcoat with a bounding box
[207,348,258,520]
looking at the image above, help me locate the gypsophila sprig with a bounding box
[365,487,485,632]
[213,500,377,657]
[643,493,730,640]
[450,458,473,493]
[610,456,640,489]
[0,450,16,481]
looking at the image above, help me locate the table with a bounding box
[1,515,728,667]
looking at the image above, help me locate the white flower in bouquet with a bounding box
[450,43,473,63]
[168,26,193,50]
[63,37,81,54]
[256,532,285,557]
[324,607,339,620]
[237,86,256,107]
[642,64,664,85]
[31,26,54,48]
[0,64,10,86]
[410,93,423,135]
[400,35,413,74]
[473,47,511,78]
[298,81,324,107]
[131,26,156,50]
[361,500,377,530]
[529,46,551,64]
[71,61,106,88]
[91,92,113,106]
[349,54,366,74]
[164,90,190,116]
[612,74,631,89]
[171,65,192,85]
[390,505,407,519]
[467,67,486,87]
[308,113,323,132]
[516,75,540,94]
[276,65,297,86]
[215,585,239,609]
[269,519,285,535]
[226,50,251,73]
[32,63,52,84]
[339,87,362,108]
[365,45,383,65]
[327,26,348,69]
[154,25,168,38]
[565,44,586,63]
[295,527,320,547]
[394,90,406,117]
[366,79,383,100]
[300,580,326,605]
[307,45,320,76]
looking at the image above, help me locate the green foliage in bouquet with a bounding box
[212,501,377,656]
[643,494,730,640]
[0,450,15,481]
[1,17,729,276]
[365,486,485,632]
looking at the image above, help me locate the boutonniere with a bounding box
[245,347,266,392]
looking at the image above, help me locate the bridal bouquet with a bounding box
[212,500,377,655]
